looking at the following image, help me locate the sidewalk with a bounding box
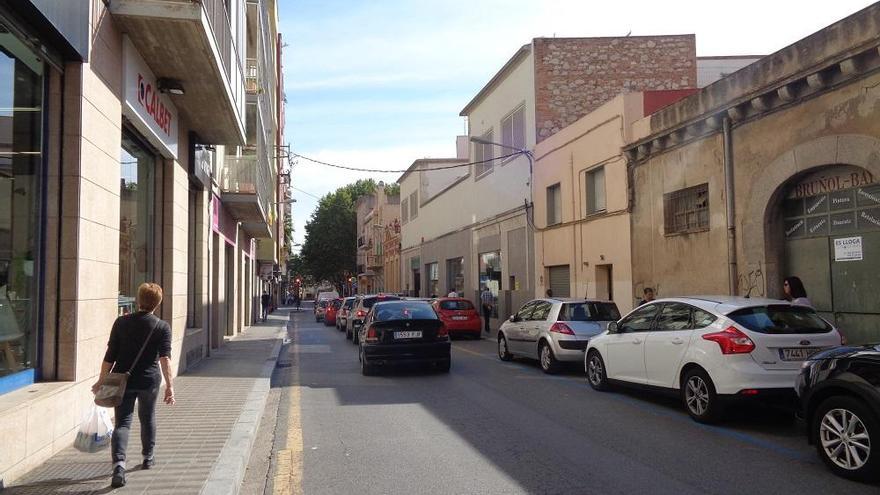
[3,310,290,495]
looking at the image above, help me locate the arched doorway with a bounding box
[778,165,879,343]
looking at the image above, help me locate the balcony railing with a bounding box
[246,57,260,94]
[367,254,384,269]
[219,153,272,233]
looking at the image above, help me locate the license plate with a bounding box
[452,316,468,320]
[780,348,821,361]
[394,331,422,339]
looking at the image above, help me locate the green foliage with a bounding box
[287,253,313,285]
[300,179,376,288]
[383,182,400,197]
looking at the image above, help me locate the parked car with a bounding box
[324,298,343,327]
[796,343,880,482]
[585,296,845,423]
[314,300,329,322]
[432,298,482,339]
[337,297,356,332]
[358,300,451,375]
[498,298,620,374]
[346,294,401,343]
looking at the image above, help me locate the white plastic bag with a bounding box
[74,405,114,453]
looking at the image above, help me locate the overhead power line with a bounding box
[291,186,322,200]
[290,151,522,174]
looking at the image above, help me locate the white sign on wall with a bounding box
[833,236,863,262]
[122,36,178,159]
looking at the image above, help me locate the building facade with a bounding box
[356,184,400,294]
[0,0,286,484]
[624,4,880,344]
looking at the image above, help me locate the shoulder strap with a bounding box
[126,318,161,375]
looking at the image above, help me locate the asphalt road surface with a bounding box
[262,306,878,495]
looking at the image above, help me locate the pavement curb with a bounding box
[201,319,287,495]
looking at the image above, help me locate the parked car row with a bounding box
[495,295,879,483]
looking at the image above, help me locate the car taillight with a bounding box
[356,310,366,318]
[437,325,449,338]
[550,322,575,335]
[702,326,755,354]
[365,327,379,343]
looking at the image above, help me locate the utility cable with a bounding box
[291,186,322,200]
[290,151,522,174]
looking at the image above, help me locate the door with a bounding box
[412,269,420,297]
[548,265,570,298]
[524,301,553,358]
[506,301,537,355]
[830,231,880,344]
[644,303,704,388]
[605,303,659,384]
[596,264,613,301]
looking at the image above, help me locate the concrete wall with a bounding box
[533,93,643,312]
[533,35,696,142]
[696,56,762,88]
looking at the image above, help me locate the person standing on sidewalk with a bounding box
[261,290,271,321]
[480,286,494,335]
[92,283,174,488]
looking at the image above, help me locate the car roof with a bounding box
[530,298,615,305]
[435,297,471,301]
[649,296,794,315]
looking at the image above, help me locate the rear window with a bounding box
[331,300,342,309]
[318,301,328,308]
[373,302,437,321]
[728,305,832,334]
[439,300,475,311]
[363,296,401,309]
[559,302,621,322]
[343,299,355,309]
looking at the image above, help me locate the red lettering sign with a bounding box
[136,72,172,137]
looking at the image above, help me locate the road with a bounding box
[255,306,878,495]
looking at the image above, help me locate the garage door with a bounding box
[548,265,570,298]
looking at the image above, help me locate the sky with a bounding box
[279,0,877,250]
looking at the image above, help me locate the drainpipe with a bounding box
[723,117,738,296]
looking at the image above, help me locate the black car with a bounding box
[346,294,401,343]
[796,343,880,482]
[357,300,451,375]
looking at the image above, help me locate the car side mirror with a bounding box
[509,314,518,323]
[607,321,619,334]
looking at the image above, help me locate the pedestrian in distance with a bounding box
[545,288,553,298]
[784,276,813,307]
[638,287,655,306]
[93,283,174,488]
[293,292,301,312]
[261,290,271,321]
[480,286,494,334]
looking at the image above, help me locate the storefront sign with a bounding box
[190,142,213,189]
[122,36,178,159]
[833,236,863,262]
[788,167,874,199]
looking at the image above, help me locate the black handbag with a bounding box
[94,322,158,408]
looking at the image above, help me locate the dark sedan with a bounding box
[796,343,880,483]
[357,300,451,375]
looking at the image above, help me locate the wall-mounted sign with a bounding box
[787,166,874,199]
[122,36,178,159]
[190,141,214,189]
[833,236,863,262]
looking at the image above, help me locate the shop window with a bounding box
[586,166,606,214]
[479,251,501,318]
[446,257,464,295]
[664,183,709,234]
[0,29,45,390]
[119,132,157,315]
[426,262,439,297]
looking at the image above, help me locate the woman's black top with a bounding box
[103,311,172,390]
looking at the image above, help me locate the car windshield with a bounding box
[439,300,474,311]
[344,299,355,309]
[373,301,437,321]
[363,296,401,309]
[559,302,621,322]
[728,305,833,334]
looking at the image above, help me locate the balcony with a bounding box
[367,254,384,269]
[110,0,246,145]
[218,153,272,238]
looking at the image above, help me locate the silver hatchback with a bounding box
[498,298,621,373]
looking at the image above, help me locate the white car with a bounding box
[585,296,844,423]
[498,298,621,373]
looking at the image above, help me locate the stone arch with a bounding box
[741,134,880,299]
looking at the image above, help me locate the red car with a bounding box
[324,298,343,327]
[432,298,481,339]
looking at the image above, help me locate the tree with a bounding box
[287,253,313,286]
[300,179,376,291]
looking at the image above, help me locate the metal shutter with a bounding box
[548,265,570,298]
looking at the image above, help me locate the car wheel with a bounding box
[814,395,879,482]
[498,334,513,361]
[682,368,723,423]
[539,341,560,374]
[360,349,375,376]
[586,351,610,391]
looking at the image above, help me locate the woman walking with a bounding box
[93,283,174,488]
[783,276,813,308]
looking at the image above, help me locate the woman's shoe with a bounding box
[111,466,126,488]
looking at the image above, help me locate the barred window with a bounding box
[664,184,709,234]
